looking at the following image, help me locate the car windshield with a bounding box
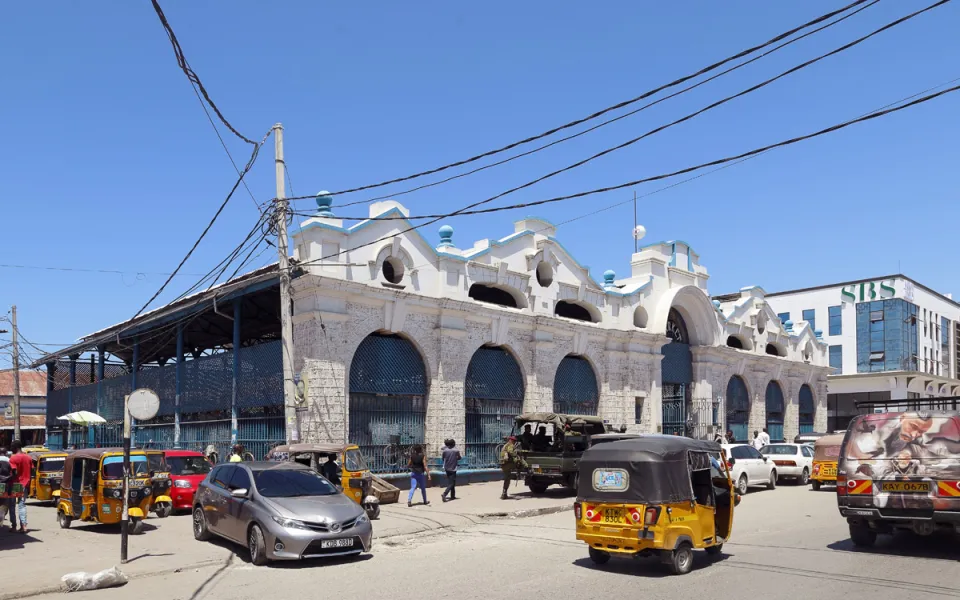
[39,457,65,472]
[344,449,366,472]
[147,454,165,471]
[102,457,149,479]
[253,468,339,498]
[166,456,212,476]
[760,445,797,455]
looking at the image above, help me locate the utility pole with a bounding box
[273,123,298,443]
[11,306,21,442]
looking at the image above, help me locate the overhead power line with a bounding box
[284,0,873,200]
[295,81,960,269]
[0,263,206,277]
[346,0,881,207]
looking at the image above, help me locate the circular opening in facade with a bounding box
[382,257,404,284]
[536,261,553,287]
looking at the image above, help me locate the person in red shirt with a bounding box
[9,440,31,533]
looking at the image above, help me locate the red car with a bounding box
[164,450,213,511]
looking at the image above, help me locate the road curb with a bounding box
[478,503,573,520]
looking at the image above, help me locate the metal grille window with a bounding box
[661,384,687,436]
[349,333,427,473]
[799,384,815,434]
[765,381,785,442]
[552,355,598,415]
[464,346,524,468]
[725,376,749,442]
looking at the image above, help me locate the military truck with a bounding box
[511,413,612,494]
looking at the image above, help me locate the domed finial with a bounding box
[712,300,721,311]
[438,225,454,248]
[814,328,823,340]
[603,269,616,288]
[315,191,334,217]
[784,319,794,333]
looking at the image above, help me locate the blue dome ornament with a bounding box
[315,191,334,217]
[784,319,794,333]
[603,270,616,288]
[438,225,454,248]
[814,328,823,340]
[712,300,721,311]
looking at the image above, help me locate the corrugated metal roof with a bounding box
[0,370,46,397]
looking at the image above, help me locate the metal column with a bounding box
[231,300,241,444]
[45,362,56,447]
[96,347,105,447]
[175,323,183,448]
[68,354,78,448]
[131,338,139,433]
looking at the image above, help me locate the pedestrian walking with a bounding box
[441,438,461,502]
[229,444,245,463]
[499,435,526,500]
[9,440,31,533]
[752,430,764,450]
[759,428,772,446]
[407,444,431,507]
[0,448,10,527]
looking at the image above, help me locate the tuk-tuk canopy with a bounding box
[268,443,348,457]
[577,435,722,505]
[812,433,846,461]
[61,448,146,492]
[515,413,607,434]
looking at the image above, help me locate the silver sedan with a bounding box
[192,461,373,565]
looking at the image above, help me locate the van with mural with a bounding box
[512,413,607,493]
[836,410,960,547]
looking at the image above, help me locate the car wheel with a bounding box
[737,474,748,495]
[248,524,269,566]
[705,544,723,556]
[193,506,212,541]
[588,547,610,565]
[669,543,694,575]
[58,510,72,529]
[155,502,173,518]
[849,523,876,548]
[767,470,777,490]
[811,480,822,491]
[528,482,549,494]
[130,517,144,535]
[799,468,810,486]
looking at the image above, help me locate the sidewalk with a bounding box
[0,481,572,599]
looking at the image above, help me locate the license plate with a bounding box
[602,508,624,523]
[822,466,837,477]
[321,538,355,549]
[881,481,930,493]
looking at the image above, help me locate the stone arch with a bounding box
[661,308,692,435]
[653,286,720,347]
[726,375,750,442]
[765,342,786,357]
[765,380,785,442]
[553,354,599,415]
[468,283,528,309]
[798,384,815,434]
[464,345,525,467]
[348,331,428,473]
[726,334,752,351]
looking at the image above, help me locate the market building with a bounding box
[0,370,47,446]
[291,196,830,470]
[758,275,960,431]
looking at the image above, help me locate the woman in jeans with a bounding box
[407,445,431,507]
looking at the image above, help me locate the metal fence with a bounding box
[553,355,599,415]
[349,333,428,473]
[661,384,687,436]
[464,346,524,468]
[765,381,785,442]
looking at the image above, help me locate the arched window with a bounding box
[662,308,692,436]
[726,376,749,442]
[553,355,598,415]
[726,336,744,349]
[765,343,783,357]
[468,284,520,308]
[765,381,785,442]
[349,333,427,473]
[554,301,598,323]
[464,346,524,468]
[799,384,815,434]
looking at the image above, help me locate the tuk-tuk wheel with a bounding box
[155,503,173,519]
[811,480,821,491]
[130,517,144,535]
[588,547,610,565]
[57,511,72,530]
[667,543,694,575]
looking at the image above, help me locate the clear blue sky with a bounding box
[1,1,958,368]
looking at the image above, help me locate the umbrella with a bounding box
[57,411,107,426]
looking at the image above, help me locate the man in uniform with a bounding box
[519,425,534,451]
[499,435,526,500]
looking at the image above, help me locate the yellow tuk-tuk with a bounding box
[144,450,174,518]
[56,448,153,533]
[575,435,739,575]
[811,433,844,490]
[28,451,68,503]
[267,443,380,519]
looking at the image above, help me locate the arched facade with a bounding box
[765,381,785,442]
[726,375,750,442]
[464,345,524,467]
[553,355,599,415]
[348,332,427,473]
[661,308,692,435]
[798,384,815,434]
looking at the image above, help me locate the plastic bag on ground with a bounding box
[61,566,128,592]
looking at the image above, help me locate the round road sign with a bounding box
[128,388,160,421]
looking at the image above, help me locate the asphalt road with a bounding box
[30,484,959,600]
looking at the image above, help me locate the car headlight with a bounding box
[271,516,310,530]
[174,479,192,489]
[143,486,152,496]
[355,514,369,525]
